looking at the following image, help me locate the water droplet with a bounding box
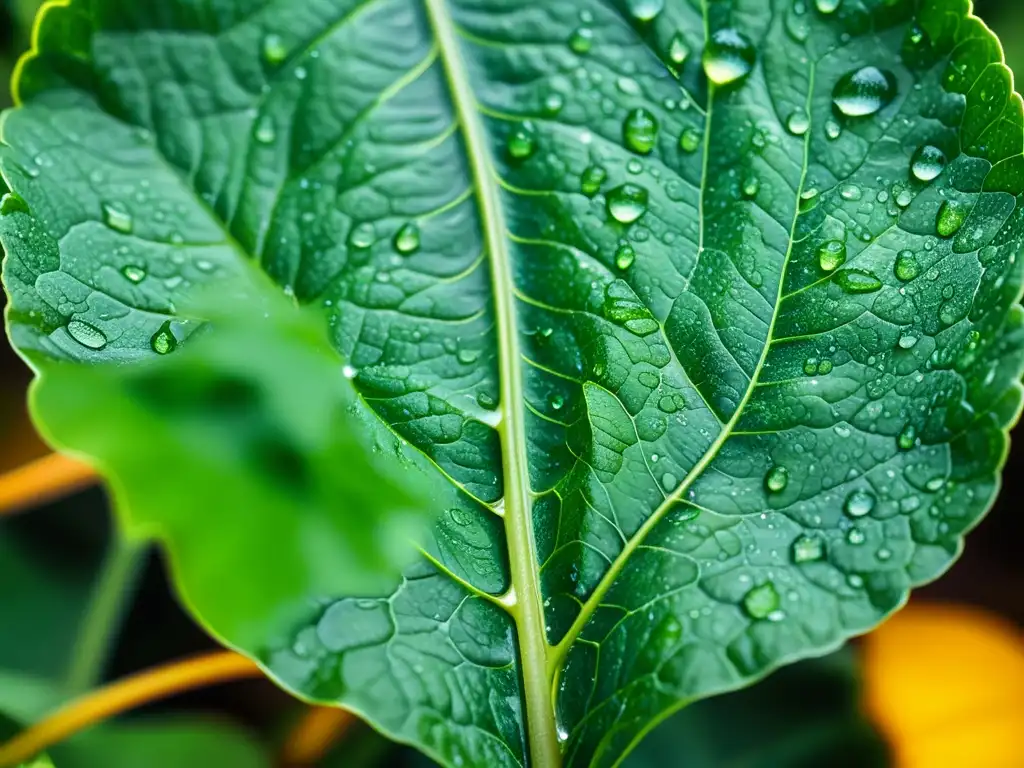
[121,264,146,283]
[679,126,702,153]
[507,121,537,159]
[897,423,917,451]
[702,28,757,86]
[936,199,968,237]
[660,472,677,491]
[458,348,480,364]
[876,547,893,561]
[765,465,789,493]
[668,33,690,66]
[818,359,833,374]
[792,536,825,563]
[262,34,289,66]
[393,223,421,255]
[844,488,876,518]
[603,281,659,335]
[544,92,564,115]
[623,108,659,155]
[787,109,810,136]
[817,240,847,272]
[550,394,565,410]
[815,0,841,13]
[349,222,376,249]
[102,203,133,234]
[846,528,866,545]
[834,269,882,294]
[741,175,760,199]
[606,183,649,224]
[911,144,946,182]
[477,391,497,410]
[151,321,177,355]
[342,364,358,379]
[743,581,781,620]
[893,250,919,281]
[898,332,919,349]
[254,115,276,144]
[66,319,107,350]
[580,165,607,197]
[615,242,636,270]
[626,0,664,22]
[832,66,897,117]
[569,26,593,54]
[825,119,842,140]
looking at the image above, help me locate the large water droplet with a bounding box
[507,121,537,159]
[936,199,968,237]
[702,28,757,86]
[67,319,107,350]
[894,250,919,281]
[393,222,421,255]
[623,108,659,155]
[787,109,810,136]
[743,581,781,620]
[834,269,882,294]
[606,183,649,224]
[817,240,847,272]
[844,488,876,518]
[911,144,946,182]
[151,321,178,355]
[603,281,659,335]
[262,33,288,65]
[581,165,607,197]
[102,203,133,234]
[815,0,841,13]
[792,535,825,563]
[121,264,147,283]
[569,26,594,54]
[626,0,664,22]
[765,465,789,493]
[832,66,897,117]
[615,242,636,270]
[679,127,702,154]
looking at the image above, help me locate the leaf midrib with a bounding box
[422,1,561,766]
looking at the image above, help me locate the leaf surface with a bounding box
[3,1,1024,767]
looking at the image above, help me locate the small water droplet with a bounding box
[743,581,781,620]
[615,242,636,270]
[679,126,702,153]
[342,364,358,379]
[897,423,917,451]
[254,115,276,144]
[786,109,810,136]
[66,319,107,350]
[832,66,897,117]
[549,394,565,410]
[151,321,177,355]
[702,28,757,86]
[894,250,919,281]
[349,222,376,249]
[936,199,968,237]
[668,33,690,66]
[817,240,847,272]
[844,488,876,518]
[543,92,564,115]
[262,33,288,64]
[626,0,665,22]
[741,175,760,199]
[815,0,841,13]
[102,203,133,234]
[876,547,893,561]
[846,528,866,545]
[393,222,421,255]
[121,264,147,283]
[606,184,649,224]
[661,472,678,491]
[580,165,607,198]
[623,108,659,155]
[911,144,946,182]
[792,535,825,563]
[898,332,919,349]
[834,269,882,294]
[825,119,842,140]
[507,121,537,159]
[765,465,789,493]
[569,26,593,54]
[458,348,480,364]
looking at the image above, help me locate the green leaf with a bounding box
[2,1,1023,767]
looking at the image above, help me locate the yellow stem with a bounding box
[279,706,356,766]
[0,651,263,767]
[0,453,97,516]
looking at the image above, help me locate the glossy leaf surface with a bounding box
[3,1,1024,767]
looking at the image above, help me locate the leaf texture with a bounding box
[2,1,1024,766]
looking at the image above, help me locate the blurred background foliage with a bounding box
[1,1,1023,766]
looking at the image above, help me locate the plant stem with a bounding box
[0,651,263,767]
[279,706,356,766]
[0,453,97,516]
[65,537,147,694]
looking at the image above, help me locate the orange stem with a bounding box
[279,706,357,766]
[0,651,263,767]
[0,453,97,516]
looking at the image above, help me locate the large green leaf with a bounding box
[2,1,1023,767]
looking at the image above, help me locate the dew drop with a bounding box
[393,222,421,255]
[342,364,358,379]
[817,240,847,272]
[606,183,649,224]
[623,108,659,155]
[765,465,789,493]
[894,250,919,281]
[825,119,842,140]
[507,121,537,159]
[150,321,178,355]
[679,127,702,154]
[911,144,946,182]
[834,269,882,294]
[569,26,594,55]
[792,535,825,563]
[349,222,376,249]
[121,264,147,283]
[815,0,841,13]
[877,547,893,561]
[615,242,637,270]
[897,423,918,451]
[846,528,866,545]
[661,472,678,491]
[786,109,810,136]
[702,28,757,86]
[936,199,968,237]
[741,175,760,199]
[844,488,876,518]
[743,581,781,620]
[262,33,288,65]
[626,0,664,22]
[102,203,133,234]
[580,165,607,198]
[832,66,897,117]
[898,333,919,349]
[254,115,276,144]
[668,33,690,66]
[550,394,565,410]
[66,319,107,350]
